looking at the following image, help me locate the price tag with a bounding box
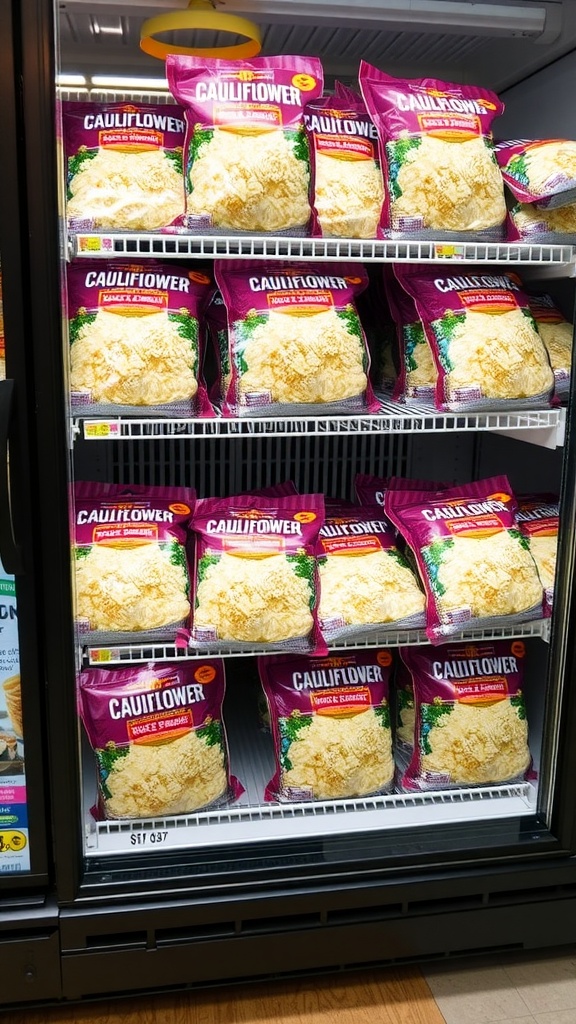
[76,234,115,254]
[84,421,120,439]
[89,648,120,664]
[434,244,466,259]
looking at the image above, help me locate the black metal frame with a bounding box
[7,0,576,1004]
[0,0,54,893]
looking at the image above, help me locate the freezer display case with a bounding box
[7,0,576,1007]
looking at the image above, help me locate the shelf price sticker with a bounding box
[84,421,120,439]
[434,244,467,259]
[89,648,121,664]
[76,234,115,254]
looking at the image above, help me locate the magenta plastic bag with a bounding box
[63,100,186,231]
[385,476,544,643]
[495,139,576,209]
[394,264,555,413]
[354,474,447,507]
[73,481,195,646]
[214,259,378,417]
[304,89,383,238]
[190,493,326,654]
[358,63,506,240]
[78,660,243,819]
[166,54,323,235]
[259,650,394,802]
[67,260,214,417]
[385,265,437,406]
[527,293,572,402]
[507,200,576,244]
[516,493,559,617]
[316,502,425,642]
[397,640,533,791]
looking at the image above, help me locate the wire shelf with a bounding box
[85,618,551,667]
[70,233,576,267]
[86,781,535,855]
[75,405,565,448]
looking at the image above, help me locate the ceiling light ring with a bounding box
[140,8,262,60]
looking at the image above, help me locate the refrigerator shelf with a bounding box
[85,782,536,855]
[74,405,566,449]
[69,232,576,268]
[85,618,551,667]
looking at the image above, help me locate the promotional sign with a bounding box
[0,563,29,872]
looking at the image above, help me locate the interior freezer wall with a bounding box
[500,50,576,136]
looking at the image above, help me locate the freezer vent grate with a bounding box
[108,433,408,498]
[69,233,576,267]
[85,618,551,666]
[76,406,564,447]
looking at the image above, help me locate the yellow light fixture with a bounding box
[140,0,262,60]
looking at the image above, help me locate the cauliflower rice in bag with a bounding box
[304,89,384,238]
[359,63,506,240]
[190,494,325,654]
[317,503,425,642]
[385,265,437,406]
[215,260,378,417]
[64,101,185,231]
[398,641,532,791]
[507,200,576,244]
[516,493,559,617]
[395,654,416,750]
[79,660,241,819]
[354,474,446,508]
[73,482,194,645]
[496,139,576,210]
[527,293,573,401]
[67,261,213,417]
[395,265,554,412]
[259,650,394,802]
[166,55,322,234]
[385,476,544,644]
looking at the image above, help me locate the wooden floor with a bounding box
[12,968,446,1024]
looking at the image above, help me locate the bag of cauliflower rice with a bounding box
[394,653,416,751]
[507,200,576,244]
[304,90,384,238]
[398,640,533,791]
[358,63,506,240]
[527,293,573,401]
[63,101,186,232]
[259,650,394,802]
[495,139,576,210]
[354,474,446,508]
[78,660,242,820]
[67,261,213,417]
[516,493,559,617]
[385,266,437,406]
[166,54,323,235]
[385,475,544,644]
[394,264,555,412]
[73,482,195,646]
[215,260,378,417]
[316,503,425,643]
[190,493,326,654]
